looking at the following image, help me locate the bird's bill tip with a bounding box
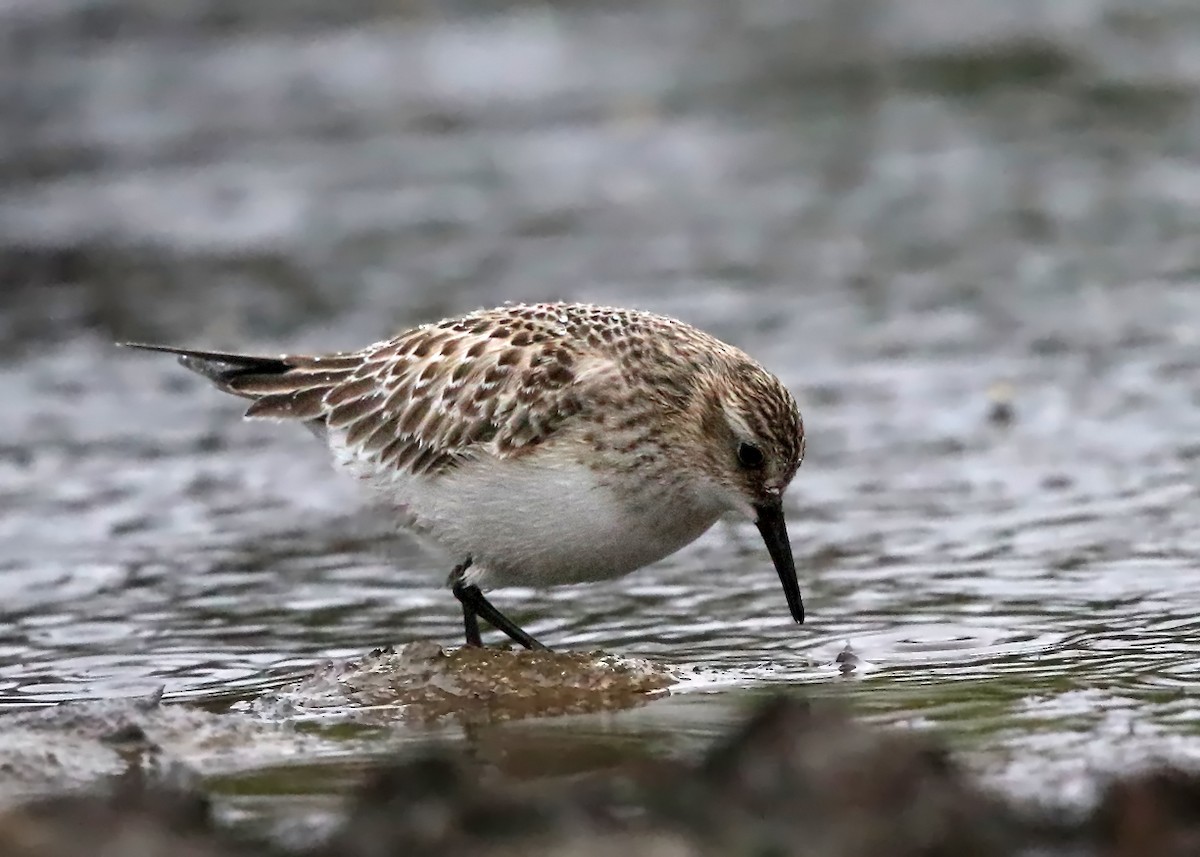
[754,502,805,624]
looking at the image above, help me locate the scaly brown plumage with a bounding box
[123,303,807,650]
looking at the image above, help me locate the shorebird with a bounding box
[124,303,806,649]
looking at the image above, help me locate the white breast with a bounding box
[333,441,724,588]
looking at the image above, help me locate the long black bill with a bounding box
[754,502,805,624]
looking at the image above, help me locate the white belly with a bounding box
[336,445,723,587]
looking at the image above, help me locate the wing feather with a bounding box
[316,317,616,477]
[200,307,635,478]
[245,386,331,420]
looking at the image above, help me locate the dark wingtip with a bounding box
[119,343,292,391]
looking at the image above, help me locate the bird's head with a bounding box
[689,359,806,623]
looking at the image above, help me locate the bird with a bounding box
[122,302,807,650]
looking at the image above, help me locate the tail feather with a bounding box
[120,342,361,427]
[119,343,294,397]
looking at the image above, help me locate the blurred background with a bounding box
[2,0,1200,817]
[7,0,1200,352]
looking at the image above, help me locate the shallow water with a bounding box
[3,0,1200,830]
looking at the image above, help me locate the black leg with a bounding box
[449,561,482,647]
[448,561,547,650]
[460,593,483,647]
[460,584,548,651]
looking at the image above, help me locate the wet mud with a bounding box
[5,697,1200,857]
[4,0,1200,840]
[0,649,672,810]
[0,689,327,806]
[256,643,675,723]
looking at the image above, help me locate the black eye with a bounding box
[737,442,765,469]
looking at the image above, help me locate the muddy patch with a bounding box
[254,643,676,724]
[7,696,1200,857]
[0,690,329,809]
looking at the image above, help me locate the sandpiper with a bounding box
[124,303,807,649]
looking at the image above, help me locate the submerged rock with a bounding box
[0,689,320,809]
[0,690,201,806]
[258,642,676,722]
